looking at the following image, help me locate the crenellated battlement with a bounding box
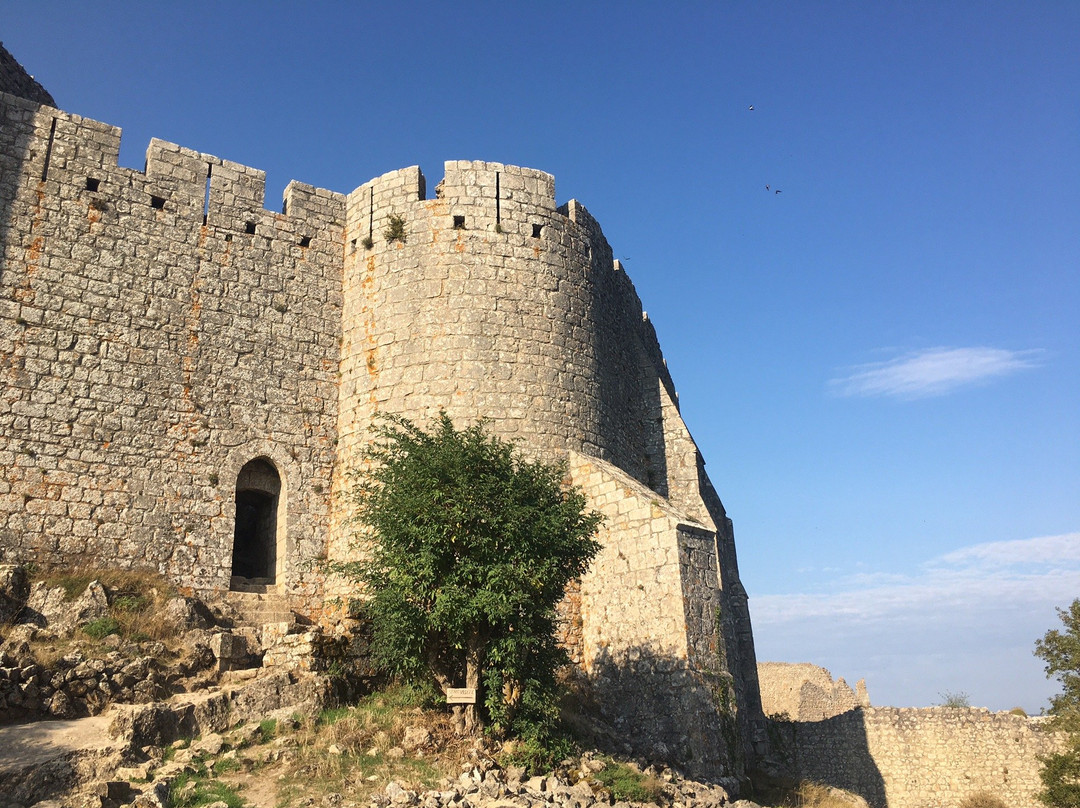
[1,91,345,246]
[335,160,680,410]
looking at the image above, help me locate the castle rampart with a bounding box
[771,707,1065,808]
[1,65,765,777]
[0,90,344,601]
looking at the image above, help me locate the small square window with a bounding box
[453,215,466,230]
[299,236,312,248]
[245,221,257,235]
[150,195,165,210]
[532,223,543,238]
[85,177,100,192]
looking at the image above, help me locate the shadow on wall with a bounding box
[570,644,742,784]
[767,710,887,808]
[0,97,40,289]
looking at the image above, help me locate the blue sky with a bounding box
[4,1,1078,712]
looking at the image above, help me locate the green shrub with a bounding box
[938,690,971,708]
[82,616,120,639]
[592,760,664,804]
[112,594,147,612]
[212,757,241,775]
[333,413,601,744]
[168,771,246,808]
[497,732,576,775]
[383,215,406,244]
[1035,601,1080,807]
[257,718,277,743]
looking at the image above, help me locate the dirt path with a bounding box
[0,714,117,774]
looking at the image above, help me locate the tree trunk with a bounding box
[464,629,483,734]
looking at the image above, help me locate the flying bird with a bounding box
[775,189,782,194]
[765,184,770,191]
[748,105,754,110]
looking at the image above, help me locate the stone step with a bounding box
[214,589,301,630]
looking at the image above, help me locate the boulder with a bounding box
[48,690,77,718]
[26,580,110,635]
[163,597,213,631]
[402,725,433,751]
[0,564,30,623]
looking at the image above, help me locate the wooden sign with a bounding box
[445,687,477,705]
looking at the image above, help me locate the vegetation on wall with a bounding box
[333,413,602,761]
[1035,599,1080,808]
[938,690,971,708]
[383,214,407,244]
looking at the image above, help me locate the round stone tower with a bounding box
[328,161,768,777]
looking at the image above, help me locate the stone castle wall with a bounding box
[567,451,743,776]
[322,159,767,770]
[771,707,1064,808]
[332,161,677,484]
[0,90,343,598]
[0,65,766,774]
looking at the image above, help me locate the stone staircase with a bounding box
[202,585,321,672]
[218,584,299,628]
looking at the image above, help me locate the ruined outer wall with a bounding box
[774,708,1065,808]
[758,662,869,721]
[0,44,54,107]
[0,91,344,598]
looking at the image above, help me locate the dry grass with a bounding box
[958,792,1008,808]
[39,566,180,644]
[794,781,865,808]
[41,566,174,602]
[274,684,476,804]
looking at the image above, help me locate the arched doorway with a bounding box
[232,458,282,586]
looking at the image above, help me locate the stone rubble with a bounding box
[0,572,331,724]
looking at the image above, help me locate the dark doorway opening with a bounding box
[232,458,281,586]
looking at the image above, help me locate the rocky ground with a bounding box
[0,667,752,808]
[0,565,863,808]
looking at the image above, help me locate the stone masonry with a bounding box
[757,662,870,721]
[771,706,1065,808]
[0,45,766,777]
[759,663,1066,808]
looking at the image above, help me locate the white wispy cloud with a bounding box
[936,533,1080,568]
[756,533,1080,625]
[829,347,1042,399]
[751,533,1080,710]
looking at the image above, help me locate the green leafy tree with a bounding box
[336,413,602,744]
[1035,599,1080,808]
